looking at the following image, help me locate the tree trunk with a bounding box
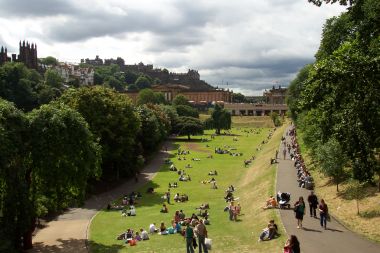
[23,227,34,250]
[336,182,339,192]
[187,134,191,140]
[356,199,360,215]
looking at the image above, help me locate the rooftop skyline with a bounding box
[0,0,345,95]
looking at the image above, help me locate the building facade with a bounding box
[224,86,288,116]
[126,84,232,104]
[55,63,94,86]
[0,41,38,70]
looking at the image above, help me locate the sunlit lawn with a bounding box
[90,123,288,253]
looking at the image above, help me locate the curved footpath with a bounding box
[276,127,379,253]
[28,142,172,253]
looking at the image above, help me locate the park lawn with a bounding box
[89,124,288,253]
[296,132,380,243]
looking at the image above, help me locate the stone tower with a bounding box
[19,40,38,69]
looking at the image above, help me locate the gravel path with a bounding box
[28,142,173,253]
[276,127,379,253]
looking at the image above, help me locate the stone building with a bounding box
[55,63,94,86]
[0,41,38,70]
[126,84,232,104]
[224,86,288,116]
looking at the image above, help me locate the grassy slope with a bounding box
[90,123,287,253]
[297,132,380,243]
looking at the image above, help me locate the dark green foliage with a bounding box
[286,64,312,120]
[211,104,231,134]
[290,0,380,184]
[0,99,32,251]
[40,56,58,66]
[59,87,140,179]
[172,95,190,106]
[173,116,204,140]
[107,76,125,92]
[176,104,199,118]
[135,105,163,154]
[44,68,63,89]
[135,75,152,90]
[270,112,282,127]
[231,93,246,103]
[0,62,38,111]
[137,89,166,105]
[28,103,101,211]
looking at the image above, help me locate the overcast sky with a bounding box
[0,0,345,95]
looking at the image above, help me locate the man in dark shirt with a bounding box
[307,191,318,218]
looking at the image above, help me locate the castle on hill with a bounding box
[81,56,214,91]
[0,41,38,70]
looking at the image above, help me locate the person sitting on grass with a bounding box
[160,204,168,213]
[174,210,181,223]
[179,210,186,220]
[174,193,180,202]
[263,196,278,209]
[125,228,134,242]
[149,223,158,234]
[135,231,142,241]
[159,222,168,235]
[140,228,149,240]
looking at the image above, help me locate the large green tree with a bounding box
[211,104,231,134]
[174,116,203,140]
[0,99,32,252]
[28,103,101,211]
[59,87,141,179]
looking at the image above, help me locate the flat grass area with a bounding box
[89,124,287,253]
[232,116,274,128]
[297,132,380,243]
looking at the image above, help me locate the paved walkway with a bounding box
[276,127,379,253]
[28,142,172,253]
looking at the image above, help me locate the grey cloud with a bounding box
[44,0,215,44]
[0,0,76,17]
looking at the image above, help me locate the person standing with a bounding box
[319,199,328,229]
[166,189,171,204]
[307,191,318,218]
[195,219,208,253]
[185,223,195,253]
[275,150,279,159]
[294,196,305,229]
[283,148,287,160]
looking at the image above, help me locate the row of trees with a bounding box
[287,0,380,190]
[0,62,232,251]
[91,64,161,91]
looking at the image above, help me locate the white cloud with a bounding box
[0,0,346,94]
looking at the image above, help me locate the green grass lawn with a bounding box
[89,124,288,253]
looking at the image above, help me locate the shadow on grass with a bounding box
[29,238,123,253]
[359,209,380,219]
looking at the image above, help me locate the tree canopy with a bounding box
[211,104,232,134]
[289,0,380,185]
[173,116,204,140]
[59,86,140,179]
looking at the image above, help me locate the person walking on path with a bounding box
[185,223,195,253]
[283,148,287,160]
[294,196,305,229]
[276,150,279,159]
[319,199,328,229]
[307,191,318,218]
[195,219,208,253]
[284,235,300,253]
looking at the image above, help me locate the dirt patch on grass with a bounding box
[183,142,209,153]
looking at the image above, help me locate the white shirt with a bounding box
[149,224,156,233]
